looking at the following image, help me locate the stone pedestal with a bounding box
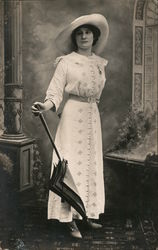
[0,0,34,191]
[0,137,35,191]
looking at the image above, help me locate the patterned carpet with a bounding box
[1,210,158,250]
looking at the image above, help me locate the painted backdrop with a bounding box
[22,0,134,173]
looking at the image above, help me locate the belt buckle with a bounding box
[87,97,95,103]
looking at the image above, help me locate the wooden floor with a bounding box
[1,208,158,250]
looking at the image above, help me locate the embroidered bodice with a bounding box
[45,52,108,110]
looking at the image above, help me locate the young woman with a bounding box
[32,13,109,239]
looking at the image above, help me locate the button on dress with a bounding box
[46,52,108,222]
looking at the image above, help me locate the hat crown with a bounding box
[71,13,106,25]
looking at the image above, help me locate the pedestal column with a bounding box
[0,0,34,191]
[3,0,24,139]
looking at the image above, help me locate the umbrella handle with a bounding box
[35,105,61,162]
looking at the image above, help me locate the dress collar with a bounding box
[72,51,95,59]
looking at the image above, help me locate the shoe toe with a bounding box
[86,220,102,229]
[92,223,102,229]
[70,230,82,239]
[66,221,82,239]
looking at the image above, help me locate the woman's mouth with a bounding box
[81,40,88,43]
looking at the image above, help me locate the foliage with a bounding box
[108,106,156,153]
[33,143,48,202]
[0,151,13,175]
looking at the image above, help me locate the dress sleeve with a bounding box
[45,57,67,111]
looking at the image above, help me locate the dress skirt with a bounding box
[47,98,105,222]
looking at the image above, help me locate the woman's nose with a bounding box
[81,32,86,39]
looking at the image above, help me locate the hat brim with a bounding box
[55,14,109,55]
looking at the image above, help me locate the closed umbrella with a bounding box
[37,111,87,219]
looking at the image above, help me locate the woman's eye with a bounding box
[76,29,92,36]
[76,32,82,36]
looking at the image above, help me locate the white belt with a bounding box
[69,94,99,103]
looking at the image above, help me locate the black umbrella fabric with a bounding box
[37,110,87,219]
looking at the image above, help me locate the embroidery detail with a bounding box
[92,203,96,207]
[78,109,83,113]
[97,65,102,74]
[77,171,82,175]
[78,119,83,123]
[75,62,83,66]
[90,213,95,217]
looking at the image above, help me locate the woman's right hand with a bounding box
[31,102,46,116]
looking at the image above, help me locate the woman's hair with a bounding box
[71,24,101,49]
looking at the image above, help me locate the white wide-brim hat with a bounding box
[55,13,109,55]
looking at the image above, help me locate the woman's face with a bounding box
[75,27,94,51]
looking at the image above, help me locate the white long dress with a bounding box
[45,52,108,222]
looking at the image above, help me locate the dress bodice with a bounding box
[45,52,108,110]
